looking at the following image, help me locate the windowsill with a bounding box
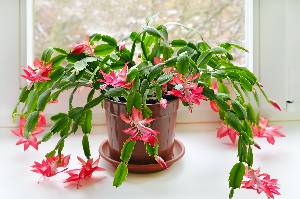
[1,121,297,198]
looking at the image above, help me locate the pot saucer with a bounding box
[99,139,185,173]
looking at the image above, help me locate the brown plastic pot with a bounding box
[104,98,179,165]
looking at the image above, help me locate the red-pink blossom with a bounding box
[120,107,159,147]
[153,56,163,65]
[155,155,168,169]
[242,168,280,199]
[21,58,52,83]
[98,63,132,90]
[209,80,219,112]
[160,98,167,109]
[162,66,175,74]
[168,73,205,110]
[269,100,281,111]
[118,41,126,51]
[253,117,285,145]
[11,113,46,151]
[210,100,219,112]
[64,156,105,188]
[212,80,218,93]
[71,36,93,55]
[216,123,239,144]
[31,155,70,177]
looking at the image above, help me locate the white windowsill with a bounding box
[1,121,297,199]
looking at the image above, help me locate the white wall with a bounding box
[258,0,300,120]
[0,0,20,127]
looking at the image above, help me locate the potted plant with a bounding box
[12,23,282,198]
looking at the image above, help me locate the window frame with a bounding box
[7,0,296,127]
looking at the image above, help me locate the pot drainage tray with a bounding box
[99,139,185,173]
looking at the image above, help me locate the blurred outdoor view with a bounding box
[33,0,246,64]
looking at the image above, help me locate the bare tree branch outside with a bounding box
[33,0,245,64]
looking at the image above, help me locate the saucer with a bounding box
[99,139,185,173]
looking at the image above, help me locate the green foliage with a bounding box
[37,89,51,111]
[24,111,39,138]
[126,91,142,112]
[41,47,54,63]
[82,134,91,159]
[176,52,189,75]
[14,23,275,197]
[94,44,115,56]
[156,73,174,85]
[120,141,136,163]
[229,162,245,189]
[82,109,92,134]
[73,57,97,71]
[84,95,104,109]
[19,87,31,103]
[171,39,187,47]
[113,162,128,187]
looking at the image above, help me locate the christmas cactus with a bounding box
[12,23,283,198]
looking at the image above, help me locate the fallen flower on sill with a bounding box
[253,117,285,145]
[242,168,280,199]
[64,156,105,188]
[31,155,70,178]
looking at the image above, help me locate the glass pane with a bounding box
[33,0,245,64]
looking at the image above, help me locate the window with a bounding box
[33,0,246,65]
[21,0,249,124]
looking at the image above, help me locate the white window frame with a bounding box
[2,0,298,128]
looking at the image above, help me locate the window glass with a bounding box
[33,0,245,64]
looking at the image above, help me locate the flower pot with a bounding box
[104,98,179,165]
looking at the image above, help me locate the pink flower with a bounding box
[253,118,285,145]
[269,100,281,111]
[118,41,126,51]
[168,73,205,110]
[209,80,219,112]
[242,168,280,199]
[98,63,132,90]
[162,66,175,74]
[31,155,70,177]
[160,98,167,109]
[216,123,239,144]
[11,113,46,151]
[64,156,105,188]
[155,156,168,169]
[21,59,52,83]
[209,100,219,112]
[38,113,47,127]
[120,107,159,147]
[71,35,93,55]
[153,56,163,65]
[212,80,218,93]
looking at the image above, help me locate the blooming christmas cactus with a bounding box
[12,23,284,198]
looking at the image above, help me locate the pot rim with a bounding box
[104,97,179,107]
